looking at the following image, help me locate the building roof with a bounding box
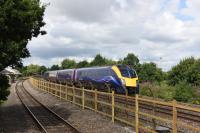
[0,67,21,75]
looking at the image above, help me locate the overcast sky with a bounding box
[23,0,200,71]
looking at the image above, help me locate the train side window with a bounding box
[79,71,82,79]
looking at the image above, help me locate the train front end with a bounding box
[112,65,139,94]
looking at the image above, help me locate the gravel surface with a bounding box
[24,80,135,133]
[0,83,40,133]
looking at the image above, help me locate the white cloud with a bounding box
[24,0,200,71]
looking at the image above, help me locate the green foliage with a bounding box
[139,62,164,83]
[140,82,174,101]
[105,59,117,65]
[167,57,198,86]
[38,65,47,74]
[173,82,195,102]
[120,53,139,69]
[0,0,46,101]
[61,58,76,69]
[76,60,89,68]
[0,0,46,71]
[90,54,107,66]
[19,64,47,76]
[25,64,41,75]
[140,83,153,97]
[186,59,200,86]
[50,65,60,70]
[0,75,10,101]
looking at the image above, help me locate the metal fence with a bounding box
[30,77,200,133]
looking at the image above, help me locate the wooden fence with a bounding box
[29,77,200,133]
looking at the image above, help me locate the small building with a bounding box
[0,67,21,83]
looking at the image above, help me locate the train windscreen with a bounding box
[118,66,137,78]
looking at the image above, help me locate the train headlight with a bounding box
[120,79,126,86]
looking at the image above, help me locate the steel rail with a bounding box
[21,80,81,133]
[16,80,81,133]
[15,81,47,133]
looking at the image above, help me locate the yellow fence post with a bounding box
[95,89,97,112]
[41,80,42,90]
[44,80,45,91]
[52,82,54,94]
[59,83,62,100]
[82,87,85,109]
[48,81,50,94]
[36,79,38,88]
[41,80,43,90]
[40,80,41,89]
[112,90,115,123]
[73,86,75,103]
[37,79,38,88]
[51,82,53,94]
[43,80,44,90]
[38,80,40,89]
[39,80,41,89]
[135,94,139,133]
[173,100,177,133]
[65,85,68,101]
[47,81,49,93]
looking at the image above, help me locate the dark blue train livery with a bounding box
[43,65,139,94]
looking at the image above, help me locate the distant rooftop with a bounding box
[0,67,21,75]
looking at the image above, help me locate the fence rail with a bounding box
[29,77,200,133]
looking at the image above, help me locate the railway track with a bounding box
[15,80,80,133]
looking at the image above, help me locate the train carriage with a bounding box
[43,65,139,94]
[57,69,74,84]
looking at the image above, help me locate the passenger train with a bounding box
[43,65,139,94]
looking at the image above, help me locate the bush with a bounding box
[173,82,195,102]
[140,82,174,101]
[167,57,200,86]
[138,63,164,83]
[0,75,10,101]
[155,83,174,101]
[140,83,153,97]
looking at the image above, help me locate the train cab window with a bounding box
[118,66,137,78]
[109,69,117,77]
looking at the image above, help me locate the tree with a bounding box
[105,59,117,65]
[76,60,89,68]
[61,59,76,69]
[0,0,46,101]
[38,65,47,74]
[121,53,140,69]
[25,64,41,75]
[0,0,46,71]
[167,57,196,85]
[187,59,200,86]
[90,54,106,66]
[50,65,60,70]
[138,62,164,83]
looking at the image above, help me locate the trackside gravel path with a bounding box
[0,83,40,133]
